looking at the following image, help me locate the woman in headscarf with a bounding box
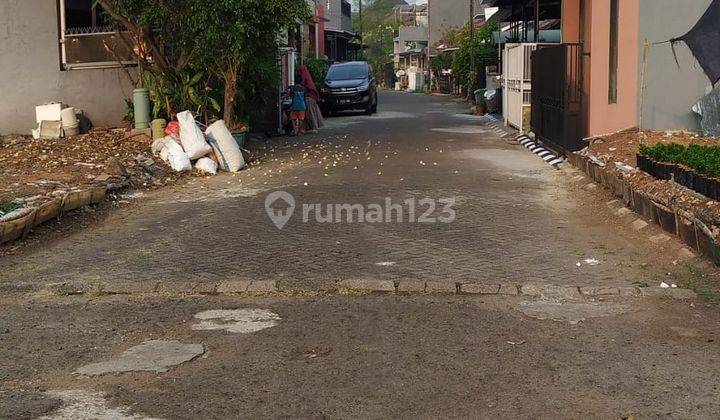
[299,65,324,133]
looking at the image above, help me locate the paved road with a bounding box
[0,92,702,290]
[2,91,720,419]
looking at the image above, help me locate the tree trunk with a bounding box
[223,64,238,127]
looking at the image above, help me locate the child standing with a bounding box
[290,84,307,136]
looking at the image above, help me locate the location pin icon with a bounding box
[265,191,296,230]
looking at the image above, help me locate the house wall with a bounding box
[326,0,353,32]
[638,0,714,132]
[428,0,469,52]
[562,0,639,137]
[399,26,429,44]
[0,0,135,134]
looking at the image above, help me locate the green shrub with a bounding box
[640,143,720,178]
[306,58,329,84]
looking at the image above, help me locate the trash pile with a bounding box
[32,102,91,139]
[151,111,246,175]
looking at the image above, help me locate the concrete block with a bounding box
[339,279,395,293]
[217,280,251,293]
[696,229,720,266]
[649,234,671,244]
[498,283,519,295]
[102,281,158,294]
[631,219,649,231]
[654,203,677,235]
[45,282,93,296]
[425,281,457,294]
[397,281,425,293]
[676,217,699,251]
[640,287,697,300]
[157,282,197,293]
[193,282,217,294]
[460,283,500,295]
[617,287,641,297]
[579,286,620,297]
[247,280,278,293]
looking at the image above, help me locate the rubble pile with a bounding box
[0,109,249,243]
[0,129,180,205]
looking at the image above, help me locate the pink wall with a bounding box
[562,0,639,137]
[316,3,326,58]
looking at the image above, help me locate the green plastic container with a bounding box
[232,131,246,149]
[133,88,151,129]
[474,88,487,105]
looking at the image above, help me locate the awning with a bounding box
[483,0,562,24]
[325,29,360,40]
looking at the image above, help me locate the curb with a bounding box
[0,279,696,301]
[516,134,564,167]
[0,180,128,245]
[567,152,720,266]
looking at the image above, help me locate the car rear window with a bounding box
[327,64,368,81]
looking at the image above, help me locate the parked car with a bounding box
[321,61,378,116]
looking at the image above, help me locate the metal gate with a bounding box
[503,43,544,131]
[530,44,585,155]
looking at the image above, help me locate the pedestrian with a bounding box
[299,65,324,133]
[289,83,307,136]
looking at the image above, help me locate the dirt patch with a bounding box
[584,129,720,228]
[0,131,186,205]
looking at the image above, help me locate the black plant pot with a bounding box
[707,178,719,200]
[647,158,658,178]
[674,165,687,185]
[685,171,696,190]
[694,173,709,197]
[656,162,672,180]
[637,154,648,173]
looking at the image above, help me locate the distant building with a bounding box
[394,26,429,72]
[325,0,358,62]
[428,0,472,53]
[394,3,429,27]
[393,4,429,73]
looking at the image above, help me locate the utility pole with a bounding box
[358,1,363,42]
[469,0,475,93]
[358,0,363,60]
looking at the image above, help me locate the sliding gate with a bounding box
[530,44,585,155]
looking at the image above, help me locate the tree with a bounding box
[448,22,499,95]
[180,0,309,126]
[351,0,401,83]
[97,0,309,126]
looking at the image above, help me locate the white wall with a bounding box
[0,0,134,134]
[638,0,715,131]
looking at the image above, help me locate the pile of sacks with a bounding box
[152,111,245,175]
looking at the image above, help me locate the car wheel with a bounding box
[371,97,378,114]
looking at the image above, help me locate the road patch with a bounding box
[191,308,281,333]
[75,340,205,375]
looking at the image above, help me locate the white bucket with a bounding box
[61,107,78,127]
[63,123,80,137]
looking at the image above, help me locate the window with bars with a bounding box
[608,0,619,103]
[59,0,136,69]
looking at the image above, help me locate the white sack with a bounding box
[151,136,172,154]
[158,137,192,172]
[177,111,212,160]
[194,157,218,175]
[205,120,245,172]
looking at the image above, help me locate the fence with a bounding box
[530,43,585,155]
